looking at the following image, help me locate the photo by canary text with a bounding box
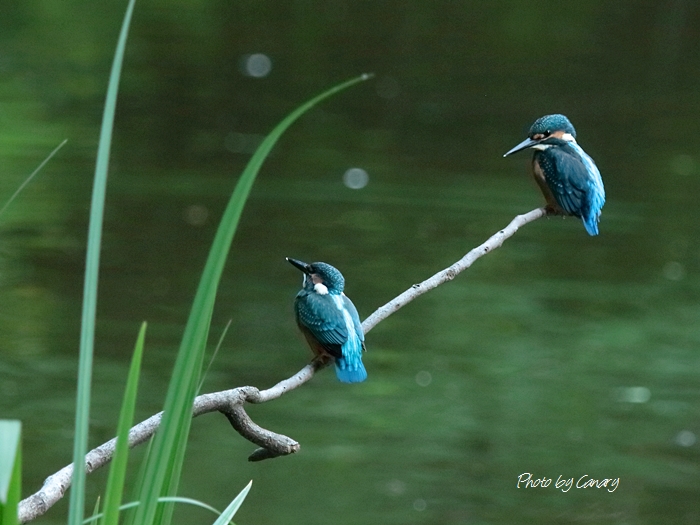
[516,472,620,493]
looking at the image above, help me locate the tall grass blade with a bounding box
[87,496,226,524]
[132,73,373,525]
[100,322,147,525]
[0,420,21,525]
[211,481,252,525]
[68,1,137,524]
[197,319,233,394]
[122,436,153,525]
[89,497,101,525]
[0,139,68,219]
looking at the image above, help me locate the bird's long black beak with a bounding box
[286,257,310,273]
[503,136,540,157]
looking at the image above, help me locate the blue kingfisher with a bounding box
[287,257,367,383]
[503,114,606,235]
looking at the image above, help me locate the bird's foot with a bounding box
[544,204,565,216]
[311,355,332,369]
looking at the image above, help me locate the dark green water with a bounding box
[2,2,700,524]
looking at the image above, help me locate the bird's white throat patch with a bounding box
[314,283,329,295]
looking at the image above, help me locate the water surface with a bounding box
[1,2,699,524]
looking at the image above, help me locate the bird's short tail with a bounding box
[582,184,605,236]
[335,357,367,383]
[583,216,599,236]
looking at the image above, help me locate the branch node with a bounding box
[248,442,301,462]
[240,385,263,404]
[222,405,300,461]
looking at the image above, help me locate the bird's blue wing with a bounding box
[341,294,365,346]
[568,142,606,235]
[333,294,367,383]
[295,291,348,358]
[536,147,589,217]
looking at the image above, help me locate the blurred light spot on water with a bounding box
[413,498,427,511]
[662,261,685,281]
[343,167,369,189]
[376,75,400,99]
[616,386,651,403]
[386,479,406,495]
[240,53,272,78]
[415,370,432,386]
[225,131,265,154]
[184,204,208,226]
[675,430,697,447]
[669,154,695,176]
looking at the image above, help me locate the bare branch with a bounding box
[362,207,546,332]
[18,208,545,524]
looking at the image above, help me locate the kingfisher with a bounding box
[287,257,367,383]
[503,114,605,235]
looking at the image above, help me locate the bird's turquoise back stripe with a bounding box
[568,143,605,193]
[331,294,364,367]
